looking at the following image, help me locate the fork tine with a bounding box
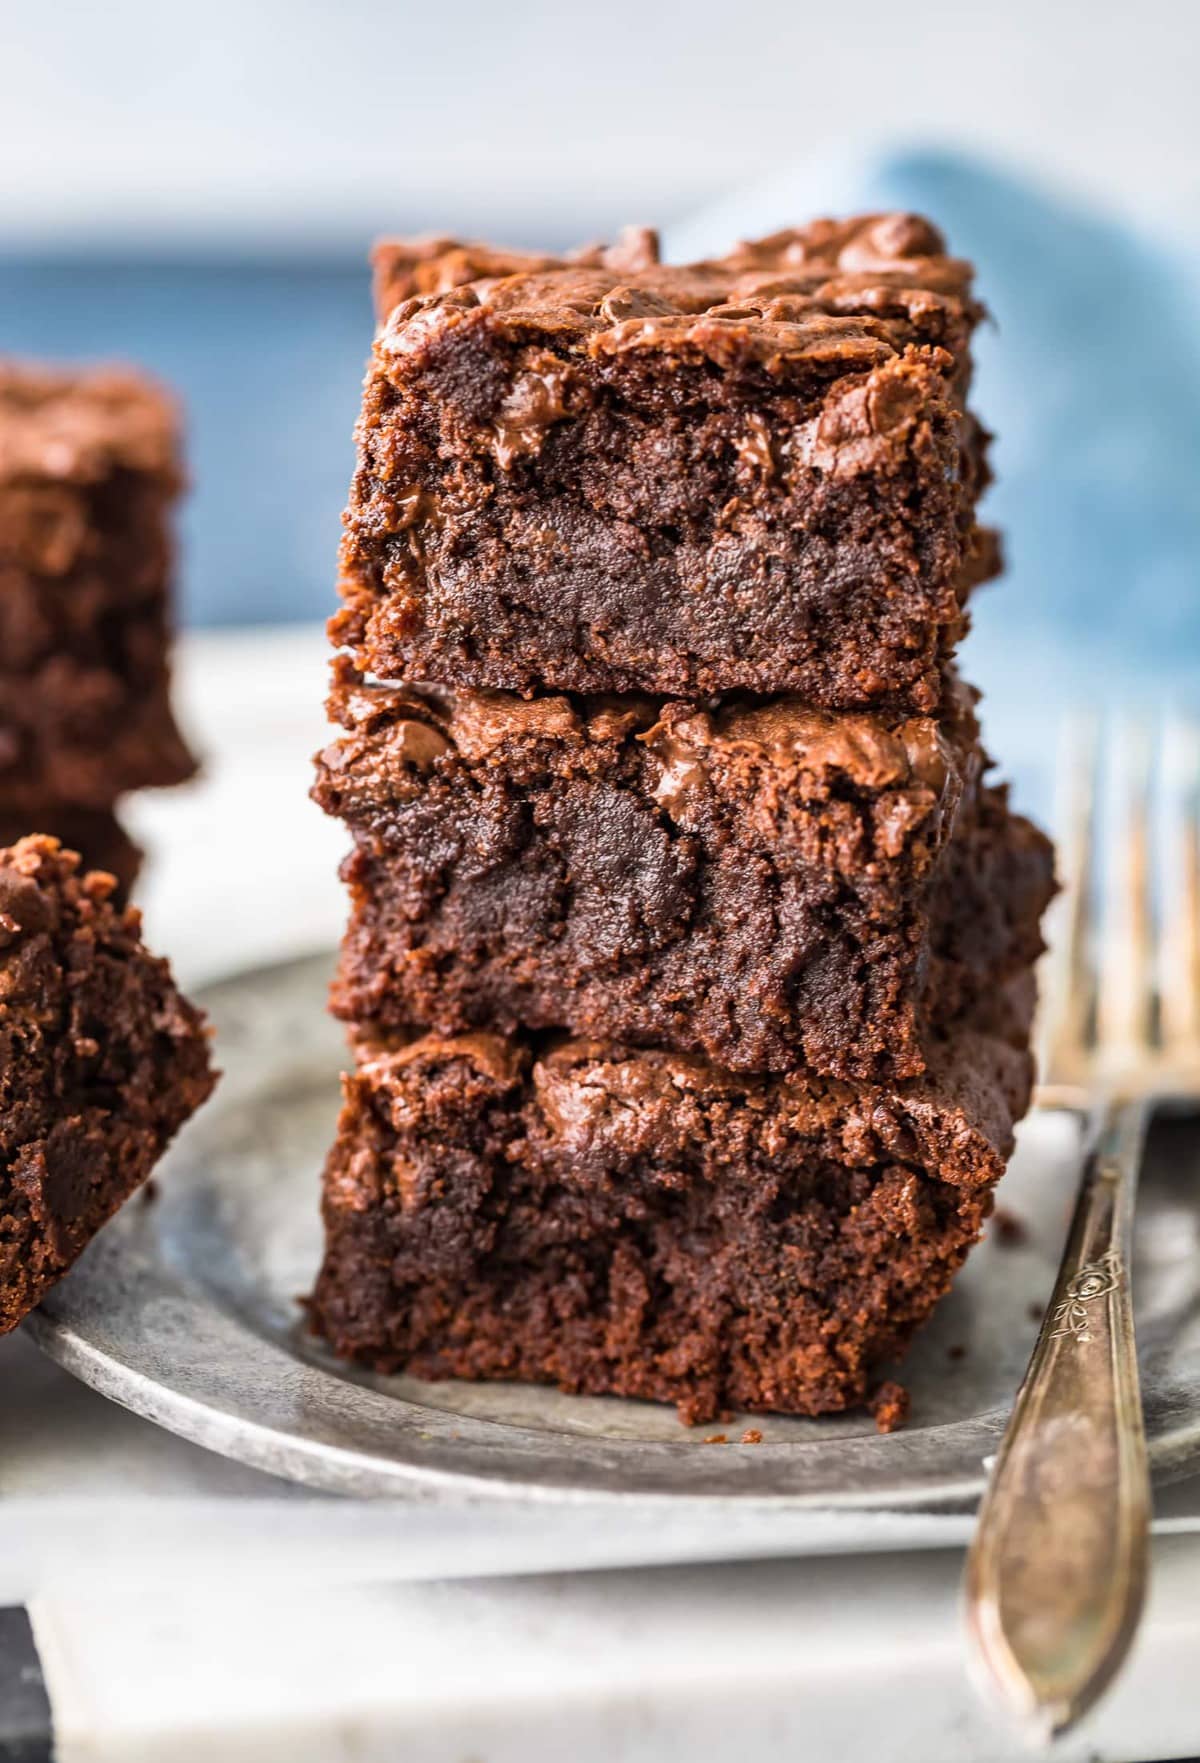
[1095,717,1155,1069]
[1160,716,1200,1060]
[1040,713,1100,1090]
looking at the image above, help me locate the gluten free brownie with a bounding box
[338,212,993,709]
[0,837,215,1334]
[310,987,1034,1425]
[314,660,1053,1081]
[0,362,196,807]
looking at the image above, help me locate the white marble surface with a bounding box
[9,627,1200,1759]
[29,1543,1200,1763]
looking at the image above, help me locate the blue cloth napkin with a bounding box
[670,145,1200,758]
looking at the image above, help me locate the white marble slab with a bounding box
[30,1540,1200,1763]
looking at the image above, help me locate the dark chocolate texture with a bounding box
[314,663,1054,1081]
[311,987,1035,1425]
[339,212,992,708]
[0,837,215,1333]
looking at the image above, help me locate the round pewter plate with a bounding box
[26,953,1200,1508]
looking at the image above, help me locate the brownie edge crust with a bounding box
[311,996,1034,1426]
[0,836,216,1333]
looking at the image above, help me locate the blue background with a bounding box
[0,256,373,629]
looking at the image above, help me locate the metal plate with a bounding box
[26,953,1200,1509]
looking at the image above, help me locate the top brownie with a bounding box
[338,213,993,709]
[0,362,195,806]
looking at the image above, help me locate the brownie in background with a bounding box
[0,360,197,888]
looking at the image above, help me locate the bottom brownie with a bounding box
[0,836,215,1333]
[311,986,1035,1426]
[0,806,141,899]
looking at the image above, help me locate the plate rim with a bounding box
[26,951,1200,1509]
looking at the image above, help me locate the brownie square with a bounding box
[314,661,1053,1081]
[337,212,994,710]
[0,837,215,1333]
[0,361,196,808]
[310,983,1035,1425]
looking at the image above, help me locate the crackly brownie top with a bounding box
[0,360,180,486]
[372,224,663,316]
[322,656,980,817]
[374,211,972,314]
[371,211,979,379]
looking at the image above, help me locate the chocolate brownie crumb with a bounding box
[870,1381,911,1434]
[993,1207,1029,1247]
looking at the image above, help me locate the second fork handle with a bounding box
[965,1095,1153,1740]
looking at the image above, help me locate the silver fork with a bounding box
[965,713,1200,1741]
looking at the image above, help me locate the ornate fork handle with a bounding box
[965,1096,1153,1739]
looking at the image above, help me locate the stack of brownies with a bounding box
[312,212,1054,1427]
[0,362,195,894]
